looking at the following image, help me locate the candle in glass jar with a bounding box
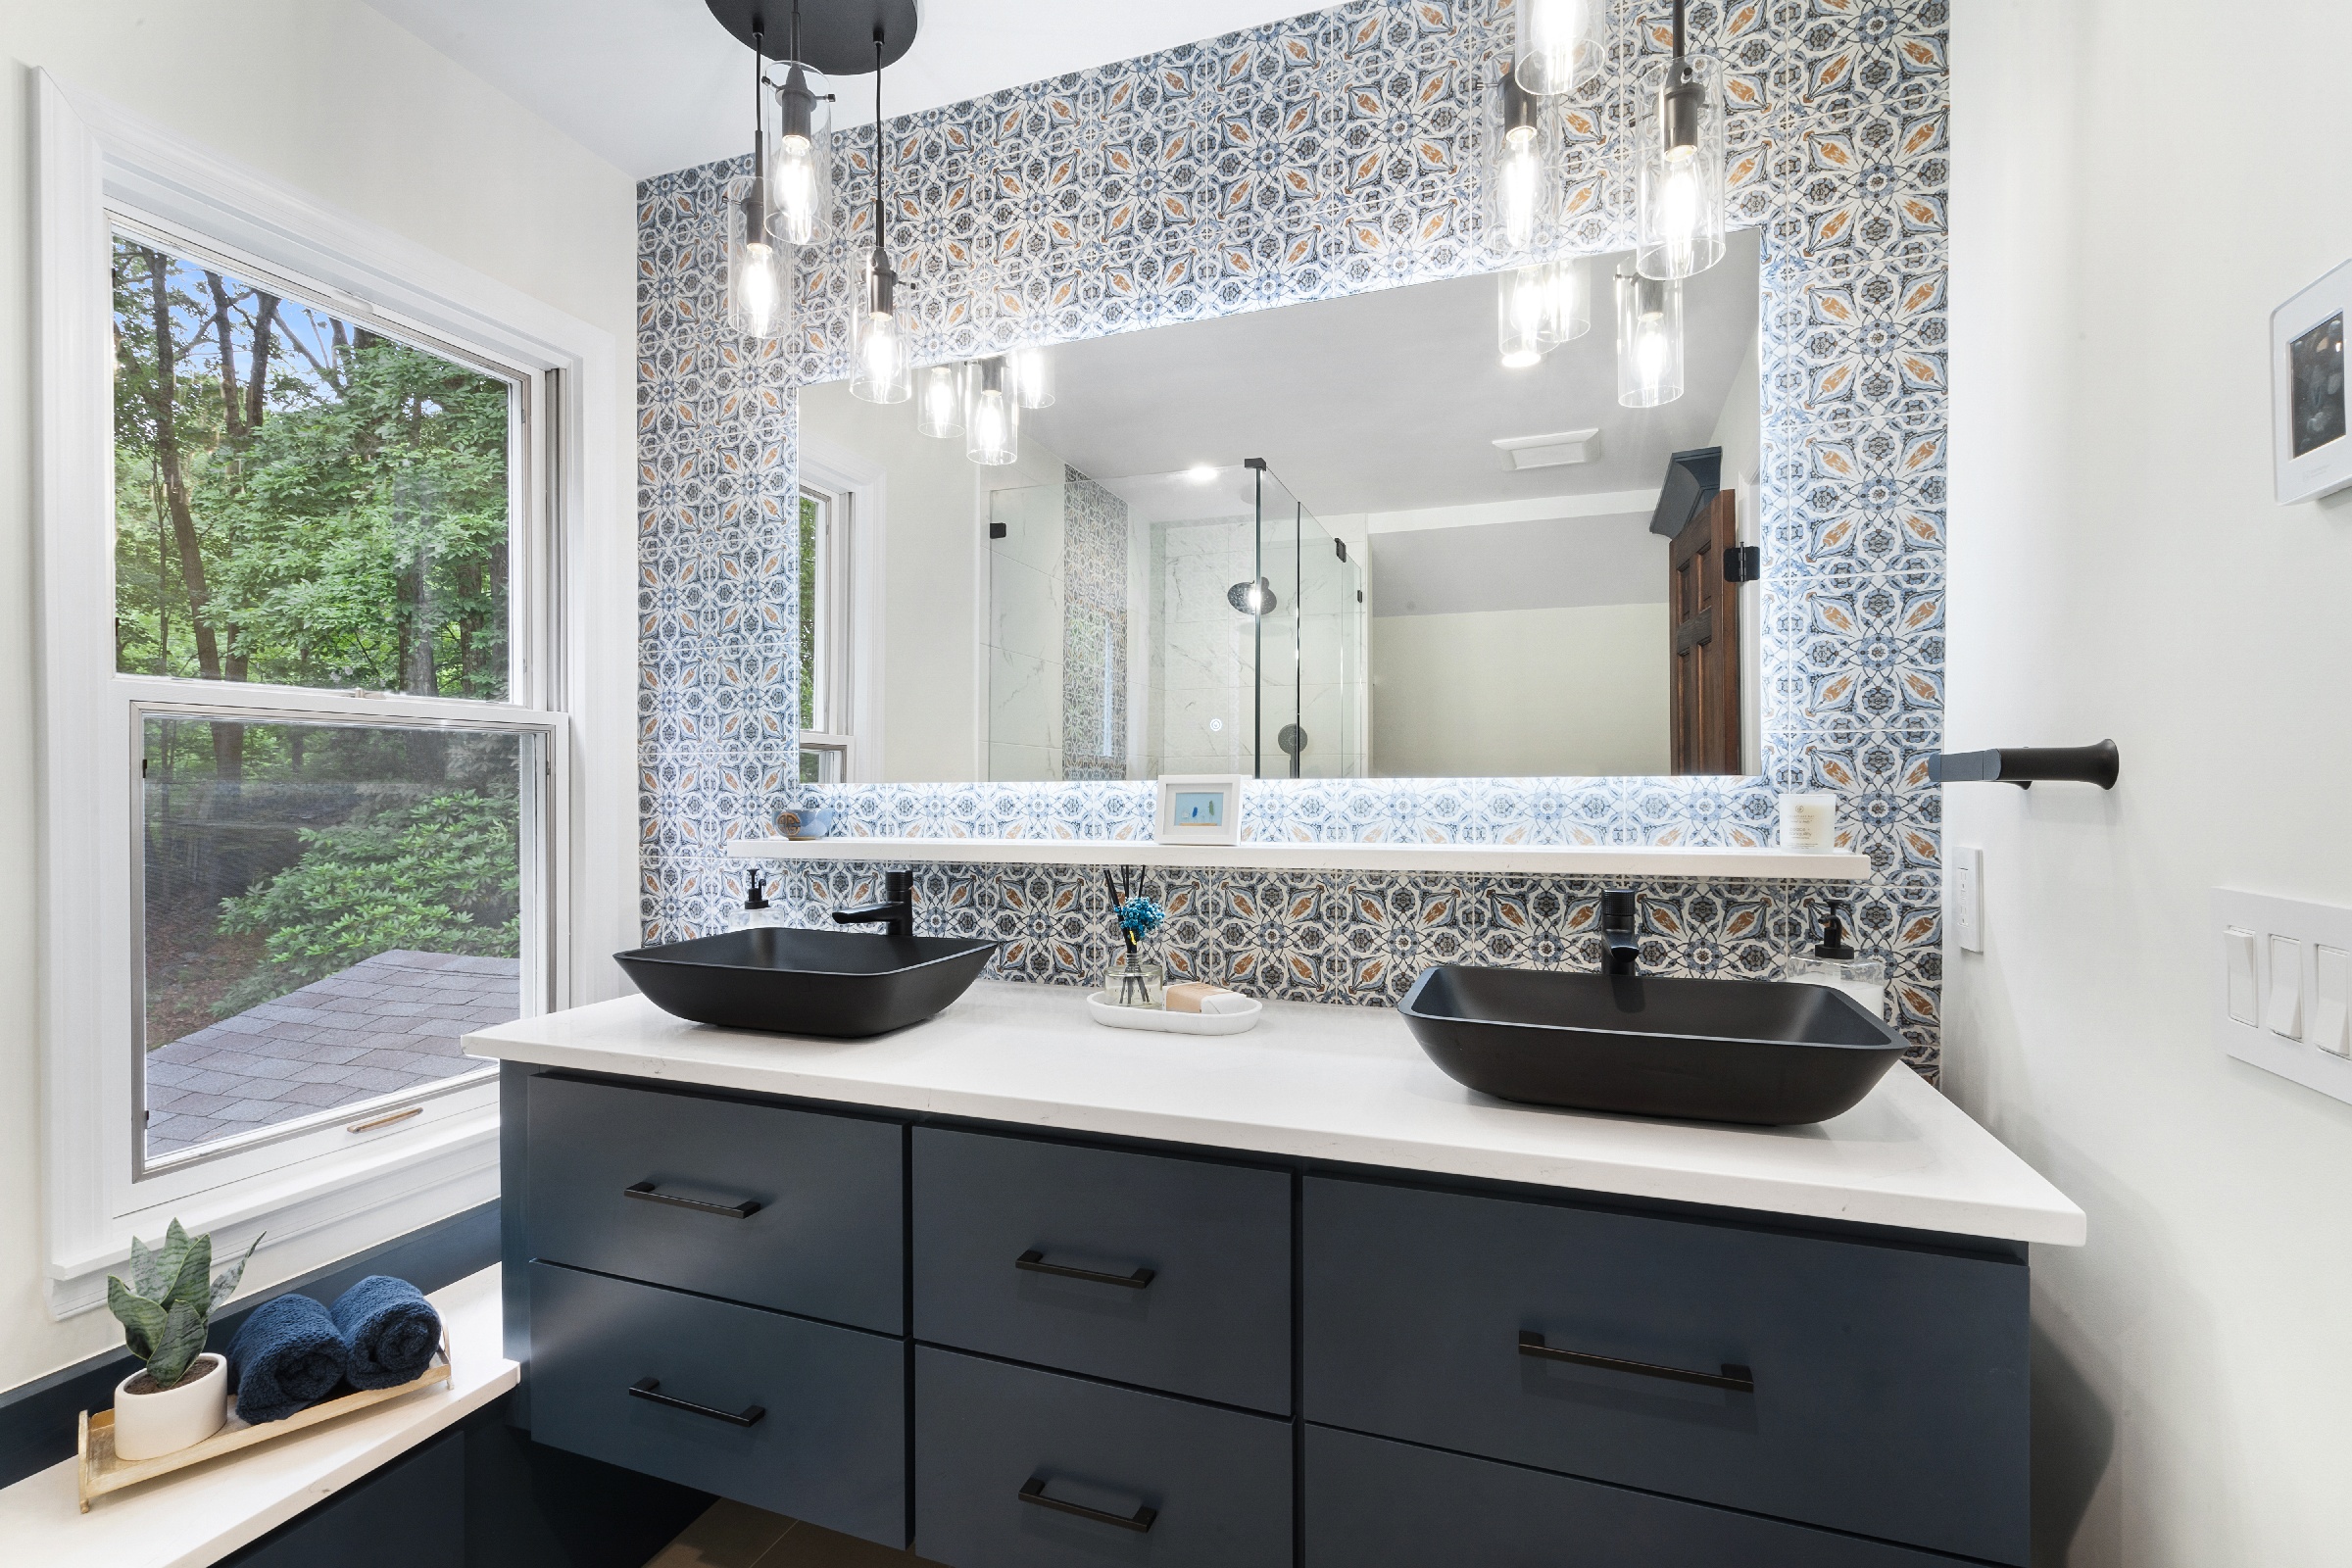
[1779,793,1838,852]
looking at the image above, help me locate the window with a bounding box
[797,482,854,781]
[113,231,552,1174]
[36,71,629,1320]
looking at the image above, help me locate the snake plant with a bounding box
[106,1220,260,1389]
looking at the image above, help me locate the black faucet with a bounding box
[832,869,915,939]
[1599,888,1641,977]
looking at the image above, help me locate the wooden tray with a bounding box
[76,1333,451,1511]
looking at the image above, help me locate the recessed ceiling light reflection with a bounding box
[1184,464,1218,483]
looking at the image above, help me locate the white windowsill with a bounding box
[727,835,1872,880]
[0,1266,515,1568]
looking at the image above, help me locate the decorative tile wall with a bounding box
[635,0,1950,1066]
[1059,467,1130,780]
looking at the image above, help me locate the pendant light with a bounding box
[768,3,831,247]
[1483,62,1553,257]
[1496,256,1592,368]
[1512,0,1605,98]
[965,356,1018,466]
[1615,269,1685,408]
[915,363,964,438]
[724,24,789,341]
[1636,0,1726,280]
[849,27,909,404]
[1008,345,1054,410]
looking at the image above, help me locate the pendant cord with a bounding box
[1672,0,1687,60]
[751,26,765,187]
[872,31,887,259]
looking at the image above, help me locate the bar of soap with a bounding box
[1166,982,1251,1015]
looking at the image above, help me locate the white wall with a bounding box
[1947,4,2352,1563]
[1371,604,1669,777]
[0,1,635,1390]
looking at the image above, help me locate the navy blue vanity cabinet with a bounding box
[526,1262,906,1546]
[912,1127,1292,1413]
[1302,1424,1966,1568]
[915,1346,1292,1568]
[1301,1176,2029,1566]
[526,1073,903,1332]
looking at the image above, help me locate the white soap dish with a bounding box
[1086,991,1262,1035]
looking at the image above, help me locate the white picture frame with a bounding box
[1154,774,1247,845]
[2273,260,2352,504]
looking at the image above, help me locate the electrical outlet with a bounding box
[1950,846,1984,953]
[2213,890,2352,1107]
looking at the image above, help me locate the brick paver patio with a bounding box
[144,949,519,1158]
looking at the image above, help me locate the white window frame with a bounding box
[793,436,886,782]
[34,72,636,1319]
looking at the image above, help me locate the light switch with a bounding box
[2315,947,2350,1057]
[1951,846,1984,954]
[2225,927,2259,1024]
[2269,935,2305,1039]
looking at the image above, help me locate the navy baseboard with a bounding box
[0,1200,502,1491]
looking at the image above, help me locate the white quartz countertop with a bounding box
[466,983,2084,1248]
[0,1266,516,1568]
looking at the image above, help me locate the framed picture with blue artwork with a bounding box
[2275,260,2352,503]
[1153,774,1246,846]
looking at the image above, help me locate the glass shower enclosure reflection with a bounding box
[985,462,1365,782]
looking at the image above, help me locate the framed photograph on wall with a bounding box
[1153,775,1247,846]
[2274,260,2352,503]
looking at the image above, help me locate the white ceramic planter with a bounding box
[112,1352,228,1460]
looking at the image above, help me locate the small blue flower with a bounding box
[1116,896,1166,939]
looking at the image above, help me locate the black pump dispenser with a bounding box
[1812,902,1855,960]
[745,869,770,911]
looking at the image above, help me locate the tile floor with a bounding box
[143,949,518,1155]
[644,1501,942,1568]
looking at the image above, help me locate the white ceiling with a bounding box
[359,0,1333,179]
[1017,229,1762,520]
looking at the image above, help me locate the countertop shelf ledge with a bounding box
[724,835,1870,880]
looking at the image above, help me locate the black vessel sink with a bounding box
[615,927,998,1039]
[1399,966,1905,1126]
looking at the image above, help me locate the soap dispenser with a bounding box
[741,868,782,928]
[1786,902,1886,1020]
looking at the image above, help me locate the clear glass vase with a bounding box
[1108,950,1163,1008]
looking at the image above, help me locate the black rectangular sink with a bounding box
[615,927,998,1039]
[1398,966,1905,1126]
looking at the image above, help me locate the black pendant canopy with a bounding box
[704,0,920,74]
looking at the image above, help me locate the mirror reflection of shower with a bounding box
[984,461,1367,782]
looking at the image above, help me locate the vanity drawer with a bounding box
[527,1263,905,1548]
[914,1347,1291,1568]
[526,1074,902,1331]
[1304,1423,1966,1568]
[912,1127,1291,1412]
[1301,1177,2028,1566]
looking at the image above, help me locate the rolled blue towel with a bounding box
[226,1294,349,1423]
[329,1275,443,1390]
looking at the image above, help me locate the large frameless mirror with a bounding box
[795,229,1760,783]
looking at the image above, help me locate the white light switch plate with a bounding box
[2213,890,2352,1106]
[1950,845,1984,953]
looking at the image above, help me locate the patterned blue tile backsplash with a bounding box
[635,0,1949,1068]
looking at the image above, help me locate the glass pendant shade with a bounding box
[1635,53,1727,280]
[1512,0,1605,97]
[1540,255,1592,348]
[1483,64,1555,258]
[850,249,911,404]
[723,174,790,341]
[1496,265,1549,368]
[768,63,831,247]
[965,356,1019,466]
[915,363,964,438]
[1616,270,1685,408]
[1008,345,1054,410]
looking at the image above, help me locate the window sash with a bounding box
[126,700,558,1179]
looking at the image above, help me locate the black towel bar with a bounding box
[1928,741,2118,790]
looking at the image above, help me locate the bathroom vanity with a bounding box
[466,983,2081,1568]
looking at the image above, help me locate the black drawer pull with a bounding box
[1019,1476,1157,1532]
[1518,1331,1755,1393]
[623,1180,761,1219]
[627,1376,765,1427]
[1014,1249,1155,1290]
